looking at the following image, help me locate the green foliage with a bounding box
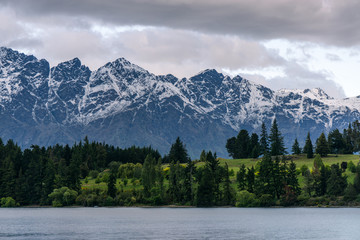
[168,137,189,163]
[236,164,246,190]
[313,154,324,170]
[316,133,329,157]
[236,190,259,207]
[269,119,286,156]
[0,197,17,207]
[344,183,357,201]
[303,132,314,158]
[327,164,347,196]
[226,130,260,159]
[328,129,345,154]
[107,173,117,198]
[260,122,269,155]
[222,163,235,205]
[118,163,143,179]
[348,161,356,173]
[292,138,302,155]
[259,194,275,207]
[196,167,214,207]
[300,164,308,176]
[141,155,157,197]
[48,187,78,207]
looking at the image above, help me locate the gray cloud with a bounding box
[2,0,360,46]
[0,0,353,98]
[264,62,345,98]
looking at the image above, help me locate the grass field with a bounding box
[81,154,360,190]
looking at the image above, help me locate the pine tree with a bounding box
[328,129,345,155]
[141,154,156,198]
[319,166,329,196]
[183,159,195,204]
[287,160,301,196]
[291,138,301,155]
[269,119,286,156]
[316,132,329,157]
[169,137,189,163]
[225,137,237,159]
[246,166,255,193]
[222,163,235,205]
[107,172,117,198]
[236,129,250,158]
[260,122,269,155]
[303,132,314,159]
[236,164,247,190]
[196,167,214,206]
[249,133,260,158]
[256,153,275,197]
[327,164,347,196]
[205,151,221,204]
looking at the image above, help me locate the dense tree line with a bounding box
[0,137,160,206]
[226,119,286,159]
[2,119,360,207]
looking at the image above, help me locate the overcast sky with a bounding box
[1,0,360,98]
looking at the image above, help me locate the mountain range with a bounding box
[0,47,359,158]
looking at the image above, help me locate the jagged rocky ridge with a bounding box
[0,47,360,158]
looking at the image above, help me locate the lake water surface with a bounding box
[0,207,359,239]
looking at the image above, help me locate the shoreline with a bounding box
[13,204,360,209]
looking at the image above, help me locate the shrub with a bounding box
[0,197,17,207]
[89,170,99,179]
[48,187,78,207]
[259,194,275,207]
[348,161,356,173]
[103,196,114,206]
[300,165,308,176]
[236,190,259,207]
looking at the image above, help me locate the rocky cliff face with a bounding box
[1,47,359,157]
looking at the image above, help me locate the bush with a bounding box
[103,196,114,206]
[300,165,308,176]
[236,190,259,207]
[89,170,99,179]
[48,187,78,207]
[259,194,275,207]
[52,199,63,207]
[348,161,356,173]
[0,197,17,207]
[344,184,357,201]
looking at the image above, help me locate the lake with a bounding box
[0,207,359,239]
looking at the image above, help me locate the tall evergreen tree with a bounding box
[183,159,195,204]
[141,154,156,198]
[249,133,260,158]
[269,119,286,156]
[222,163,235,205]
[107,172,117,198]
[236,164,247,190]
[327,164,347,196]
[246,166,255,193]
[256,153,275,197]
[236,129,250,158]
[287,160,301,197]
[316,132,329,157]
[303,132,314,159]
[225,137,238,159]
[196,167,214,206]
[328,129,345,155]
[260,122,269,155]
[169,137,189,163]
[291,138,301,155]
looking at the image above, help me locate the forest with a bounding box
[1,120,360,207]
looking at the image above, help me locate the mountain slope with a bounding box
[0,47,360,157]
